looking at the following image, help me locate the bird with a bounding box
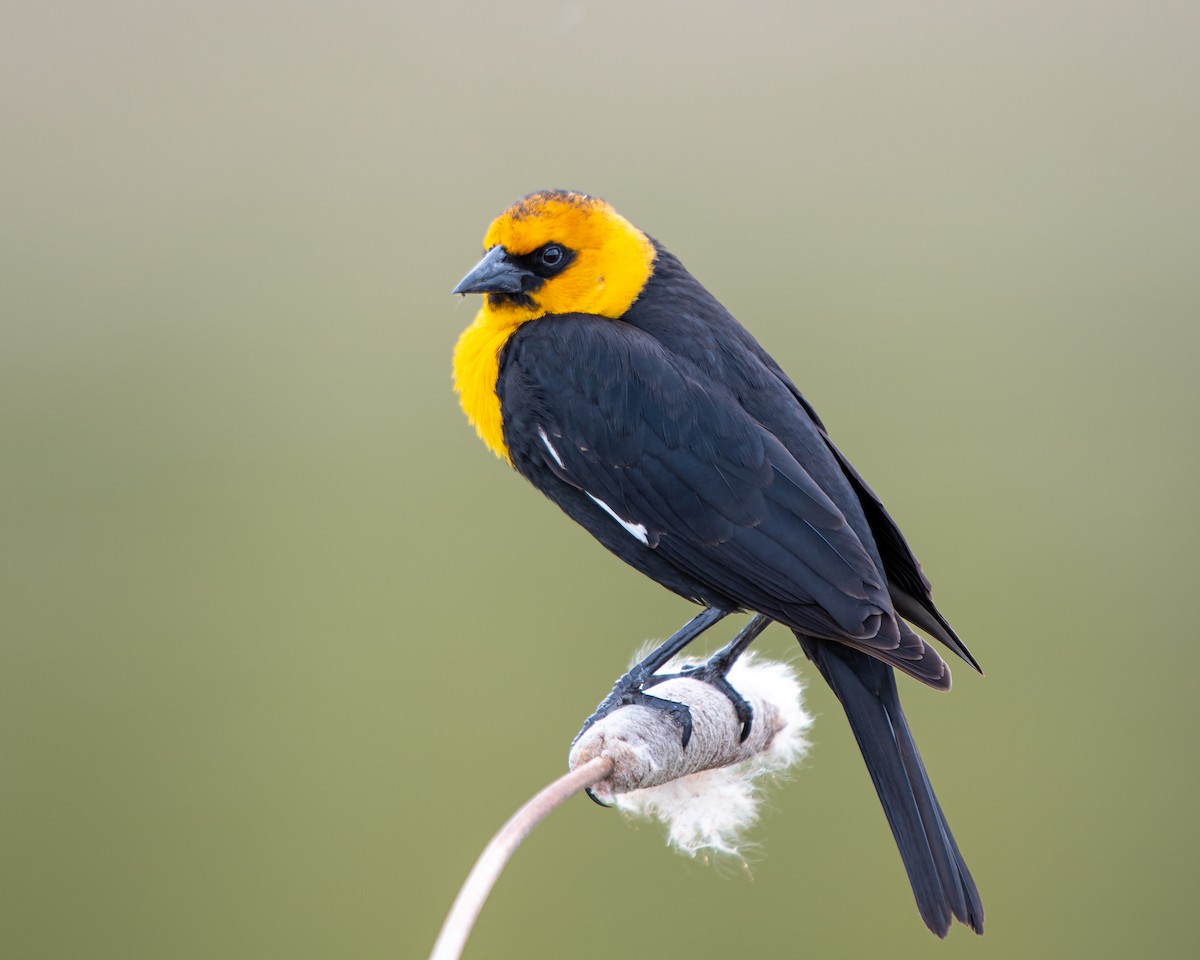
[451,190,984,937]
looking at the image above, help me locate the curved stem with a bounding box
[428,756,615,960]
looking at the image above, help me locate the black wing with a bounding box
[498,314,949,684]
[623,244,979,674]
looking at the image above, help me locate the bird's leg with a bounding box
[644,613,772,742]
[573,607,729,749]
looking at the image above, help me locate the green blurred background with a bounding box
[3,1,1197,957]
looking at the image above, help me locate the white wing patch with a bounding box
[586,493,650,546]
[537,425,649,546]
[537,426,566,470]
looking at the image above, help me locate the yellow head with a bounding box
[452,191,656,463]
[452,190,657,323]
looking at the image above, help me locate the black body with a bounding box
[496,243,984,935]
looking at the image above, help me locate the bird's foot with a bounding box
[569,608,736,807]
[573,666,696,749]
[644,654,754,742]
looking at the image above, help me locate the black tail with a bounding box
[797,634,984,937]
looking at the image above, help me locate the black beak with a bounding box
[452,245,527,295]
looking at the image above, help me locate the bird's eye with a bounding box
[540,245,564,267]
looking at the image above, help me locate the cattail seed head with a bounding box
[568,655,812,858]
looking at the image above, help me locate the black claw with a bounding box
[664,696,694,748]
[584,787,612,808]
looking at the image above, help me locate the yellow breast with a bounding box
[453,308,522,463]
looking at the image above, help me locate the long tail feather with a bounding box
[797,634,984,936]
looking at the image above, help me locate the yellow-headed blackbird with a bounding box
[452,190,984,937]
